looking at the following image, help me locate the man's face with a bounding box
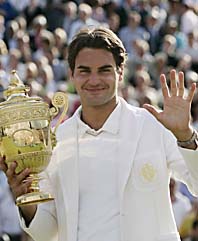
[70,48,123,109]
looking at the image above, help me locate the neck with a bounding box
[81,98,118,130]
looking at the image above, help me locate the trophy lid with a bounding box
[3,70,31,99]
[0,70,51,127]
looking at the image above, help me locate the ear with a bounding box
[118,64,124,82]
[68,68,73,81]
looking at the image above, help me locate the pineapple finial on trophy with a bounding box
[3,70,30,99]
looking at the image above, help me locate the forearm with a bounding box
[19,202,58,241]
[19,205,37,227]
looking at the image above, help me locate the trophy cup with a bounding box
[0,70,68,206]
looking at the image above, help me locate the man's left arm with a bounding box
[144,69,197,151]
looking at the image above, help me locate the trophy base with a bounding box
[16,192,54,206]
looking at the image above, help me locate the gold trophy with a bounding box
[0,70,68,206]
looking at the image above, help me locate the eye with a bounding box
[100,68,111,73]
[79,69,90,74]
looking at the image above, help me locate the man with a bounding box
[1,27,198,241]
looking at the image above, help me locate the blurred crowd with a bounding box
[1,0,198,240]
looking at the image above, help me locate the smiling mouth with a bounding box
[84,87,106,92]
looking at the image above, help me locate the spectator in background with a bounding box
[62,1,77,35]
[4,20,19,49]
[166,0,181,23]
[43,0,64,32]
[134,0,150,28]
[38,63,57,96]
[0,171,23,241]
[32,29,55,60]
[150,52,168,89]
[29,14,47,52]
[9,0,29,12]
[179,199,198,240]
[164,19,187,50]
[177,31,198,66]
[45,47,67,83]
[15,31,32,63]
[186,70,198,90]
[0,0,18,25]
[5,48,25,79]
[53,27,67,59]
[0,14,5,39]
[170,178,192,230]
[119,10,149,58]
[161,34,178,67]
[15,16,27,33]
[189,219,198,241]
[176,54,192,75]
[68,3,101,42]
[145,6,163,54]
[107,12,120,35]
[23,0,44,28]
[179,0,198,36]
[131,69,159,106]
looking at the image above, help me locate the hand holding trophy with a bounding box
[0,70,68,206]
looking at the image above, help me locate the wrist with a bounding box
[177,129,198,150]
[174,127,194,142]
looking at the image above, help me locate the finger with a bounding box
[16,168,31,185]
[187,83,196,102]
[7,165,31,188]
[170,69,177,96]
[0,155,8,173]
[143,104,161,121]
[6,161,17,180]
[178,71,185,97]
[160,74,170,98]
[14,179,32,199]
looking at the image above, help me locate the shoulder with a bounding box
[55,115,77,141]
[120,97,157,120]
[120,97,167,133]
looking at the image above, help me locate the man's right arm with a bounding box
[19,205,37,227]
[0,156,37,225]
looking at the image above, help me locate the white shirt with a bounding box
[76,102,122,241]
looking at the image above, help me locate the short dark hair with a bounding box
[68,27,127,74]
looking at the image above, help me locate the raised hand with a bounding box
[143,69,196,141]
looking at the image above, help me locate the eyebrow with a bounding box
[77,64,114,70]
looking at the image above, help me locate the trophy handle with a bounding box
[50,92,68,134]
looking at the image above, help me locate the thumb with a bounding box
[143,104,161,121]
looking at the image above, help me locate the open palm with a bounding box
[144,69,196,141]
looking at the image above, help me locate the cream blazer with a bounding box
[21,98,198,241]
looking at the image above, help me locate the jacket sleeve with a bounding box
[164,128,198,196]
[19,200,58,241]
[19,149,59,241]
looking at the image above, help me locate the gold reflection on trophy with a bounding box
[0,70,68,206]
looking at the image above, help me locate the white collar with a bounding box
[75,100,122,137]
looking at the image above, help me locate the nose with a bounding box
[88,73,100,85]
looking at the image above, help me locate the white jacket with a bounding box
[21,98,198,241]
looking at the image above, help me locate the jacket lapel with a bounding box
[56,116,79,241]
[118,99,145,197]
